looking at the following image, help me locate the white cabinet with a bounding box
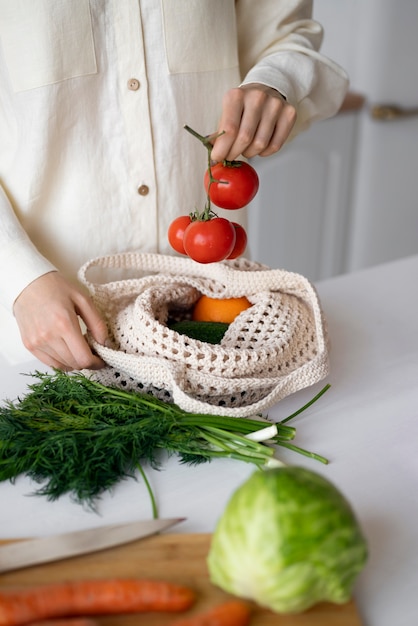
[248,0,418,281]
[247,109,360,281]
[338,0,418,273]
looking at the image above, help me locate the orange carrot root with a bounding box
[24,617,99,626]
[170,599,253,626]
[0,578,195,626]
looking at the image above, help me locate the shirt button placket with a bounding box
[127,79,151,200]
[113,1,157,248]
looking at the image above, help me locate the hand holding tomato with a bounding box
[167,125,254,264]
[210,83,297,162]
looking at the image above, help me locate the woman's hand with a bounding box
[13,271,108,371]
[210,83,297,162]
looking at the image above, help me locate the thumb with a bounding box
[75,295,109,346]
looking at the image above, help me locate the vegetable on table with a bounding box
[0,371,329,510]
[207,466,368,615]
[170,600,252,626]
[0,578,195,626]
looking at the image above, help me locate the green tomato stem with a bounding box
[183,124,215,151]
[184,124,226,220]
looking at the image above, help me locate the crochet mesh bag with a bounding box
[78,253,329,417]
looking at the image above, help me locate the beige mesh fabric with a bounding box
[78,253,329,417]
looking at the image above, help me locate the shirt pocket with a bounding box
[161,0,239,74]
[0,0,97,92]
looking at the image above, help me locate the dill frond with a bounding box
[0,370,329,509]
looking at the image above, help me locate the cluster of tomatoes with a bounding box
[167,126,259,264]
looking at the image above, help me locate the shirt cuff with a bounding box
[0,237,57,313]
[240,49,349,139]
[240,64,297,107]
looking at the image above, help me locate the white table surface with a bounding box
[1,254,417,626]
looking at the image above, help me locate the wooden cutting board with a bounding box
[0,533,362,625]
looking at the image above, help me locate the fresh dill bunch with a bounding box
[0,370,329,509]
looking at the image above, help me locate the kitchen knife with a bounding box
[0,517,184,574]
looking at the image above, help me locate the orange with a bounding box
[192,295,252,324]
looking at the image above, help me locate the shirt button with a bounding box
[137,184,149,196]
[127,78,140,91]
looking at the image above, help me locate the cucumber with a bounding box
[169,320,229,344]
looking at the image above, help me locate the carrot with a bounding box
[0,578,195,626]
[170,600,252,626]
[26,620,98,626]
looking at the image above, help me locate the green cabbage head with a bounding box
[207,466,368,614]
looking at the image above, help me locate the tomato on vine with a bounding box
[183,217,236,264]
[227,222,248,259]
[167,125,253,264]
[167,215,192,255]
[204,161,259,210]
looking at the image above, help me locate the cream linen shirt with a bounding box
[0,0,348,363]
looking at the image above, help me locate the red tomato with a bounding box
[227,223,248,259]
[204,161,259,210]
[183,218,236,264]
[168,215,192,255]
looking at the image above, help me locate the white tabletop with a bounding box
[1,254,418,626]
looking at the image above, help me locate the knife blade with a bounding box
[0,517,184,574]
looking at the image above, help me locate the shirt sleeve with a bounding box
[0,185,56,313]
[236,0,349,136]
